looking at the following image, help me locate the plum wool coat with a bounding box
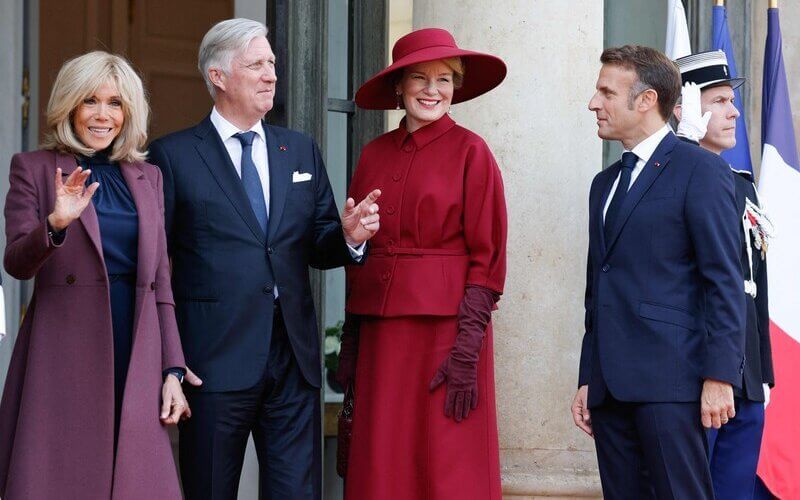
[0,149,185,499]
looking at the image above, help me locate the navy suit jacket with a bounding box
[579,132,746,406]
[149,116,357,391]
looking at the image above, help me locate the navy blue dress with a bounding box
[79,151,139,438]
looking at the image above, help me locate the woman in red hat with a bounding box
[336,28,508,499]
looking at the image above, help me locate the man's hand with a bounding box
[571,385,593,437]
[184,367,203,387]
[701,378,735,429]
[676,82,712,143]
[160,374,191,425]
[341,189,381,247]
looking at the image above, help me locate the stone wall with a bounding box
[412,1,604,497]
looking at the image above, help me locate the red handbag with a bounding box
[336,385,355,478]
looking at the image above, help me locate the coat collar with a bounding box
[193,115,267,245]
[263,122,291,242]
[119,162,157,294]
[56,152,104,263]
[54,150,156,285]
[392,113,457,150]
[209,107,267,145]
[602,132,678,257]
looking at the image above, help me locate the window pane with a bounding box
[602,0,668,167]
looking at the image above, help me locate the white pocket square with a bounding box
[292,171,312,183]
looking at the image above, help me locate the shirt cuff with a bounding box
[163,367,186,382]
[46,220,67,247]
[347,241,366,262]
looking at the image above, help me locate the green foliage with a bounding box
[324,321,344,373]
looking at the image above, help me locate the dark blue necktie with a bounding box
[234,131,268,235]
[604,151,638,242]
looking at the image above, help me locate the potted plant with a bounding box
[324,321,345,393]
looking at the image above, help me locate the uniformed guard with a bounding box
[674,50,775,500]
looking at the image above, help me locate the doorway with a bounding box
[36,0,234,143]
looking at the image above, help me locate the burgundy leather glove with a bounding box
[429,285,499,422]
[335,313,360,388]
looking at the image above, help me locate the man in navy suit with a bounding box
[570,45,746,499]
[148,18,381,500]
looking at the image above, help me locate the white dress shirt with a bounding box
[603,124,672,220]
[209,108,365,272]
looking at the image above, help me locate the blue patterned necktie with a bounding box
[234,131,268,235]
[604,151,638,242]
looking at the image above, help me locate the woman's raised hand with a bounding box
[47,167,100,231]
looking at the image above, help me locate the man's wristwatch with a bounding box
[163,367,186,384]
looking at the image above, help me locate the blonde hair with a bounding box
[441,57,465,89]
[394,57,465,89]
[42,51,149,162]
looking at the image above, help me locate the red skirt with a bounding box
[344,316,501,500]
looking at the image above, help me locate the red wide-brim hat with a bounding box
[355,28,507,110]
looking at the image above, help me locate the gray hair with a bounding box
[198,18,268,98]
[627,79,652,110]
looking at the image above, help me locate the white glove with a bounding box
[676,82,712,143]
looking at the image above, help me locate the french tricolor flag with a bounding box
[756,6,800,499]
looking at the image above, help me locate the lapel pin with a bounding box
[279,145,288,152]
[654,161,661,168]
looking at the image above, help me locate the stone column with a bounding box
[412,2,604,497]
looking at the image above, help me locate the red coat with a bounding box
[346,114,507,316]
[0,150,184,499]
[344,115,507,499]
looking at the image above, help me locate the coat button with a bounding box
[601,264,610,272]
[392,173,402,182]
[263,284,273,295]
[66,274,76,285]
[381,272,391,282]
[150,282,157,290]
[402,145,413,153]
[386,205,396,215]
[267,247,274,255]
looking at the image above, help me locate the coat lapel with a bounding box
[120,161,156,341]
[603,133,677,256]
[265,123,291,242]
[57,152,105,265]
[193,117,266,245]
[596,162,620,254]
[120,162,156,287]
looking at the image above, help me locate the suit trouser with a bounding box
[707,398,765,500]
[179,305,321,500]
[591,395,714,500]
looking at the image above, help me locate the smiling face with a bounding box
[71,80,124,151]
[699,84,739,154]
[211,36,276,127]
[396,60,455,133]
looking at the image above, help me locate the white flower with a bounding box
[324,336,341,355]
